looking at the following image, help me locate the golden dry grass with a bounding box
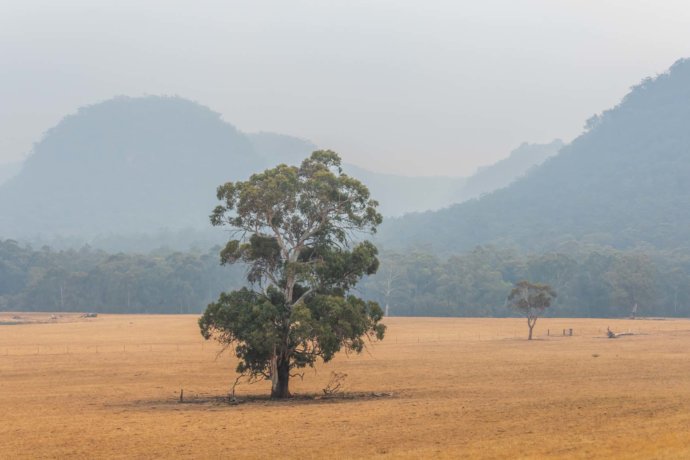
[2,313,690,459]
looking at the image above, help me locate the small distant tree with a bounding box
[507,281,556,340]
[199,151,386,399]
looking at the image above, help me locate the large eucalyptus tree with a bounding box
[199,151,385,398]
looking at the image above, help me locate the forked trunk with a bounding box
[271,357,291,399]
[527,316,537,340]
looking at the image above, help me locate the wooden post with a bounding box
[179,389,184,403]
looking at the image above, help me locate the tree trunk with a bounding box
[271,357,291,399]
[527,316,536,340]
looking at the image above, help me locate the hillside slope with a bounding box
[345,140,561,217]
[0,161,22,186]
[380,58,690,253]
[456,139,563,200]
[0,96,560,243]
[0,96,261,237]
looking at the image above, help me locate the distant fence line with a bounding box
[3,326,689,357]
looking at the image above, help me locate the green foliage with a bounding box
[4,239,689,319]
[200,151,385,398]
[199,288,384,378]
[507,281,556,317]
[603,254,655,313]
[199,288,283,376]
[0,240,242,312]
[359,245,688,318]
[507,280,556,339]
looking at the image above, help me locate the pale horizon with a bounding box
[3,1,690,176]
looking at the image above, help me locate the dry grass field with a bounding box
[2,313,690,459]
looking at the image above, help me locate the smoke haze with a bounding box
[2,1,690,175]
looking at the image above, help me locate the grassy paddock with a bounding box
[2,313,690,459]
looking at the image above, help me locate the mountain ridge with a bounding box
[0,95,560,248]
[379,58,690,253]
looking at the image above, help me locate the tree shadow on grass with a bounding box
[115,391,397,411]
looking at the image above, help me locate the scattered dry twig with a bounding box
[323,371,347,396]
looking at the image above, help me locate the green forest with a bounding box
[359,245,690,318]
[3,238,688,318]
[0,240,243,313]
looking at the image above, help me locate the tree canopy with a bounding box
[507,281,556,340]
[199,151,385,398]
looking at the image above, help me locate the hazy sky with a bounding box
[2,1,690,176]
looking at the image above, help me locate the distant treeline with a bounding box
[2,239,689,317]
[359,245,690,318]
[0,239,243,313]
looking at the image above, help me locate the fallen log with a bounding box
[607,327,634,339]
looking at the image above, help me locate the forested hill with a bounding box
[344,140,562,217]
[380,58,690,253]
[455,139,563,200]
[0,96,261,238]
[0,96,443,239]
[0,161,22,186]
[0,96,559,245]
